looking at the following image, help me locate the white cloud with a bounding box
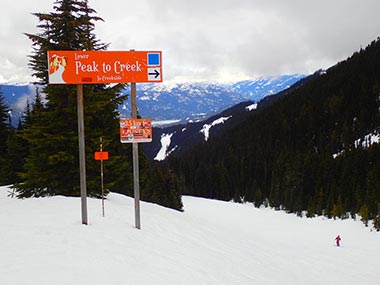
[1,0,380,83]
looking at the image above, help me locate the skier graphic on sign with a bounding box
[49,54,68,84]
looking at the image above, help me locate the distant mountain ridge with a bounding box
[121,74,305,123]
[0,84,35,123]
[1,74,304,125]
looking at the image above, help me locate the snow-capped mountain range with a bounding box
[0,84,35,123]
[1,74,304,125]
[121,74,305,123]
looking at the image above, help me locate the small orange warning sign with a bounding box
[94,151,109,161]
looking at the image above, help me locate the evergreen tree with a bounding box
[373,203,380,231]
[331,195,344,219]
[5,125,25,184]
[306,197,315,218]
[15,0,126,197]
[0,88,12,185]
[0,88,10,141]
[6,95,37,186]
[359,204,370,227]
[140,162,183,211]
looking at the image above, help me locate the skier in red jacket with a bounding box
[335,235,341,247]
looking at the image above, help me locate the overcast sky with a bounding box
[1,0,380,84]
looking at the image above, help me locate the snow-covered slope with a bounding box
[1,186,379,285]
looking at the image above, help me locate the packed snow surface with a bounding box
[1,186,379,284]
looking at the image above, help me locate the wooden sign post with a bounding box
[77,84,88,225]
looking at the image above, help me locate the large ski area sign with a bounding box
[48,50,162,84]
